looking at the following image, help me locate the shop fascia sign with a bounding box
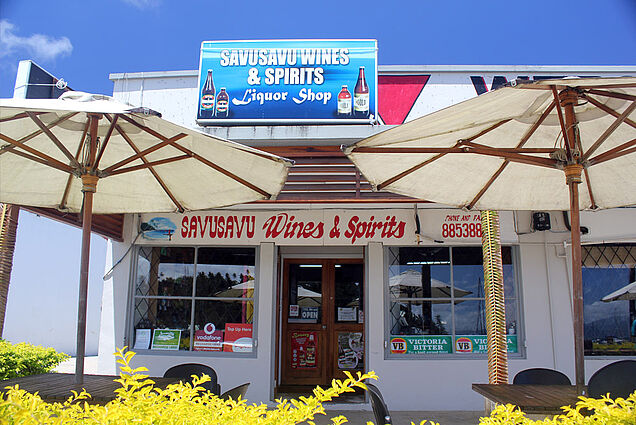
[137,209,517,246]
[196,39,378,124]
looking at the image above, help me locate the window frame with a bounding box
[383,244,525,360]
[126,244,260,358]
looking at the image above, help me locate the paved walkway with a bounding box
[54,356,100,374]
[307,410,483,425]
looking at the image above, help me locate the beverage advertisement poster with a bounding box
[223,323,253,352]
[290,331,317,369]
[337,332,364,370]
[151,329,181,350]
[197,39,377,124]
[454,335,518,354]
[389,335,453,354]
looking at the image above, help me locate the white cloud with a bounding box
[121,0,159,9]
[0,20,72,62]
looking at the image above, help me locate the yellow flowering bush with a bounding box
[0,348,377,424]
[480,392,636,425]
[0,347,633,425]
[0,340,69,380]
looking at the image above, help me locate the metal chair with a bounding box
[587,360,636,399]
[163,363,221,395]
[221,382,250,400]
[366,383,392,425]
[513,368,572,385]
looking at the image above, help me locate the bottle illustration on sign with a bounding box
[337,85,352,117]
[353,66,369,118]
[306,333,316,367]
[199,69,215,119]
[216,88,229,118]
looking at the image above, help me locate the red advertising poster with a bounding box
[193,330,223,351]
[223,323,253,352]
[290,331,317,369]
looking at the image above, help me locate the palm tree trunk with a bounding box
[480,210,508,384]
[0,204,20,338]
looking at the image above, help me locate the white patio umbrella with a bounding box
[602,281,636,302]
[0,92,293,384]
[344,77,636,392]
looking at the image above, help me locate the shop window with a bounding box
[132,246,256,354]
[582,244,636,356]
[386,246,520,357]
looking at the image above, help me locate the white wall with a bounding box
[98,205,636,410]
[104,67,636,410]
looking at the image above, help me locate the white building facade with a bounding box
[98,61,636,410]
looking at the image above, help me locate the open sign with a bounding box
[301,307,319,320]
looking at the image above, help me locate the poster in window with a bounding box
[389,335,452,354]
[151,329,181,350]
[223,323,253,352]
[337,307,357,322]
[134,329,151,350]
[337,332,364,370]
[454,335,518,354]
[193,326,224,351]
[290,332,317,369]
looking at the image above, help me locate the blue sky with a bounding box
[0,0,635,349]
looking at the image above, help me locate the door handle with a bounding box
[322,325,327,330]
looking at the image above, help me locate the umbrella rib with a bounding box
[26,112,81,168]
[60,121,90,211]
[464,146,559,168]
[107,155,192,176]
[587,89,636,102]
[114,125,185,212]
[582,167,597,210]
[0,132,75,174]
[102,132,187,174]
[377,149,455,191]
[4,148,74,175]
[117,114,185,144]
[581,101,636,161]
[589,137,636,165]
[461,119,512,143]
[0,112,78,157]
[551,86,573,159]
[581,94,636,130]
[93,114,119,169]
[0,111,49,123]
[167,141,273,198]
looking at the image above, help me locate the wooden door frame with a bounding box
[277,258,365,389]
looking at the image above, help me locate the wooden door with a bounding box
[280,259,364,387]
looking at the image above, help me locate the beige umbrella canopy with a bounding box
[345,77,636,392]
[0,92,293,384]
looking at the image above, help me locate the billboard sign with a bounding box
[197,39,377,124]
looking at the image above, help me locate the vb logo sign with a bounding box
[390,338,407,354]
[455,337,473,353]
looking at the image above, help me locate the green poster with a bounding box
[390,335,452,354]
[151,329,181,350]
[454,335,518,354]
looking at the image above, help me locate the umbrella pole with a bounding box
[74,183,95,385]
[74,114,100,385]
[566,165,585,394]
